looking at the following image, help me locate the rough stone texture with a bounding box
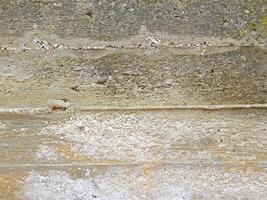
[0,0,266,199]
[0,109,266,165]
[0,47,266,108]
[0,164,266,200]
[35,145,59,161]
[0,0,266,42]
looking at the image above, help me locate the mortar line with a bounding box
[0,104,266,114]
[0,160,264,169]
[80,104,267,112]
[0,44,265,52]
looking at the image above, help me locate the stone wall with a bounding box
[0,1,266,199]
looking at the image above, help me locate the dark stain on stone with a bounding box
[50,46,266,105]
[85,10,93,18]
[70,85,80,92]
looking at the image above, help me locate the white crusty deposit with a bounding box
[18,165,267,200]
[40,110,266,162]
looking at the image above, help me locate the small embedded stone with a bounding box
[48,99,71,111]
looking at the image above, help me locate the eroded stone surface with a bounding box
[0,109,266,165]
[0,1,266,199]
[0,0,266,41]
[150,165,267,200]
[2,165,264,200]
[40,110,267,162]
[0,47,266,108]
[35,145,59,161]
[18,167,146,200]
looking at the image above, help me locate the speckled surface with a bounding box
[1,164,266,200]
[0,47,266,108]
[0,0,266,41]
[0,0,266,199]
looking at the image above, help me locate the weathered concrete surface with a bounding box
[0,164,266,200]
[0,109,266,165]
[0,47,266,108]
[0,0,266,42]
[0,0,266,199]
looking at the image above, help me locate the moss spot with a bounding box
[261,17,267,26]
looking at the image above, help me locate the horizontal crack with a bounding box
[0,44,264,52]
[0,160,264,169]
[0,104,266,115]
[80,104,267,111]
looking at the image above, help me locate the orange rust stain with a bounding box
[53,142,88,161]
[143,164,153,192]
[53,143,122,164]
[0,171,25,200]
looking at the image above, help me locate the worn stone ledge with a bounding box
[0,109,266,164]
[80,104,267,111]
[0,164,266,200]
[0,0,266,42]
[0,47,266,108]
[0,33,266,52]
[0,104,266,115]
[0,160,265,169]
